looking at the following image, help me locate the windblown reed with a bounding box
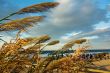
[17,2,59,14]
[0,16,43,31]
[0,1,107,73]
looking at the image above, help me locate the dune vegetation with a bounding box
[0,2,110,73]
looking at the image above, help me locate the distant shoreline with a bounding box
[40,49,110,54]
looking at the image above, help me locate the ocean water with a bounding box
[40,49,110,54]
[39,49,110,57]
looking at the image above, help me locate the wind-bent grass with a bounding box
[0,1,110,73]
[0,16,43,32]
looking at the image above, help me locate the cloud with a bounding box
[83,28,110,36]
[59,26,110,49]
[93,21,110,30]
[22,0,110,49]
[60,31,82,41]
[48,0,107,28]
[67,27,109,40]
[48,19,110,43]
[1,0,108,38]
[81,36,99,40]
[28,0,108,39]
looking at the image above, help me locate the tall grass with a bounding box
[0,1,110,73]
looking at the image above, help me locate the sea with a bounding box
[40,49,110,57]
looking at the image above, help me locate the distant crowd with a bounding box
[49,53,110,61]
[81,53,110,61]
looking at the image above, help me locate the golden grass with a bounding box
[0,16,43,31]
[0,36,91,73]
[62,39,87,50]
[0,33,110,73]
[0,1,110,73]
[17,2,59,14]
[93,59,110,67]
[47,40,59,45]
[88,68,110,73]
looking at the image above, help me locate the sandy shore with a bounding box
[92,59,110,71]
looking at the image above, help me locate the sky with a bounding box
[0,0,110,49]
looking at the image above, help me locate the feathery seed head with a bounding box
[47,40,59,45]
[0,16,43,32]
[17,2,59,14]
[74,39,87,44]
[37,35,51,43]
[62,41,74,50]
